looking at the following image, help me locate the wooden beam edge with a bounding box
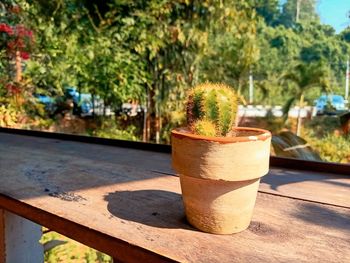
[0,195,177,263]
[0,209,5,263]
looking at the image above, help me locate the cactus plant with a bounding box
[186,83,238,137]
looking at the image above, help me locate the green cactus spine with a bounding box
[187,83,238,137]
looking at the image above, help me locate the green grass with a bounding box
[303,116,350,163]
[303,130,350,163]
[41,231,112,263]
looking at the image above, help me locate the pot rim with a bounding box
[171,127,271,143]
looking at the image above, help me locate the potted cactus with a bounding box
[171,83,271,234]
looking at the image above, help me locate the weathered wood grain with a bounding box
[261,168,350,208]
[0,133,349,262]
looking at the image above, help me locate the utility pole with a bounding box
[249,69,254,104]
[346,58,349,101]
[296,0,301,23]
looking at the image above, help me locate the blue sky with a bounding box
[280,0,349,33]
[317,0,349,32]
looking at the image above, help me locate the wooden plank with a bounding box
[0,195,175,263]
[0,176,349,262]
[0,209,5,263]
[0,133,349,262]
[270,156,350,175]
[1,132,348,208]
[260,168,350,208]
[2,127,350,175]
[155,167,350,209]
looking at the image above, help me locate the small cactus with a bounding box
[187,83,238,137]
[193,119,217,137]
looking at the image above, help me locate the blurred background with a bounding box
[1,0,350,164]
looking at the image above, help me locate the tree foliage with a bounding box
[1,0,350,143]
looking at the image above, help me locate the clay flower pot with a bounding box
[171,127,271,234]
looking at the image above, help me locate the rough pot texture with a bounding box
[171,127,271,234]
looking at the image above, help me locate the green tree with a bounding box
[340,27,350,43]
[282,62,331,136]
[256,0,280,26]
[23,0,148,113]
[200,1,259,97]
[279,0,319,27]
[254,22,304,105]
[0,0,35,110]
[101,0,260,142]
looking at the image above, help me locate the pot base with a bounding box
[180,174,260,234]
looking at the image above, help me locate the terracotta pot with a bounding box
[171,127,271,234]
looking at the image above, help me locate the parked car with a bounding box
[34,94,56,114]
[64,87,93,116]
[314,95,346,115]
[78,93,93,116]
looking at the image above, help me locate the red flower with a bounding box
[5,83,21,94]
[5,83,12,90]
[15,24,26,37]
[13,25,34,44]
[14,25,33,38]
[27,30,33,39]
[0,23,13,35]
[15,38,25,49]
[6,38,25,52]
[20,51,30,60]
[7,40,16,50]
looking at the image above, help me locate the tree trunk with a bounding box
[296,93,304,136]
[148,87,157,142]
[15,51,22,83]
[14,51,23,107]
[92,93,95,118]
[142,105,148,142]
[296,0,301,23]
[144,86,154,142]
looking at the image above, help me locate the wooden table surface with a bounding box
[0,132,349,262]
